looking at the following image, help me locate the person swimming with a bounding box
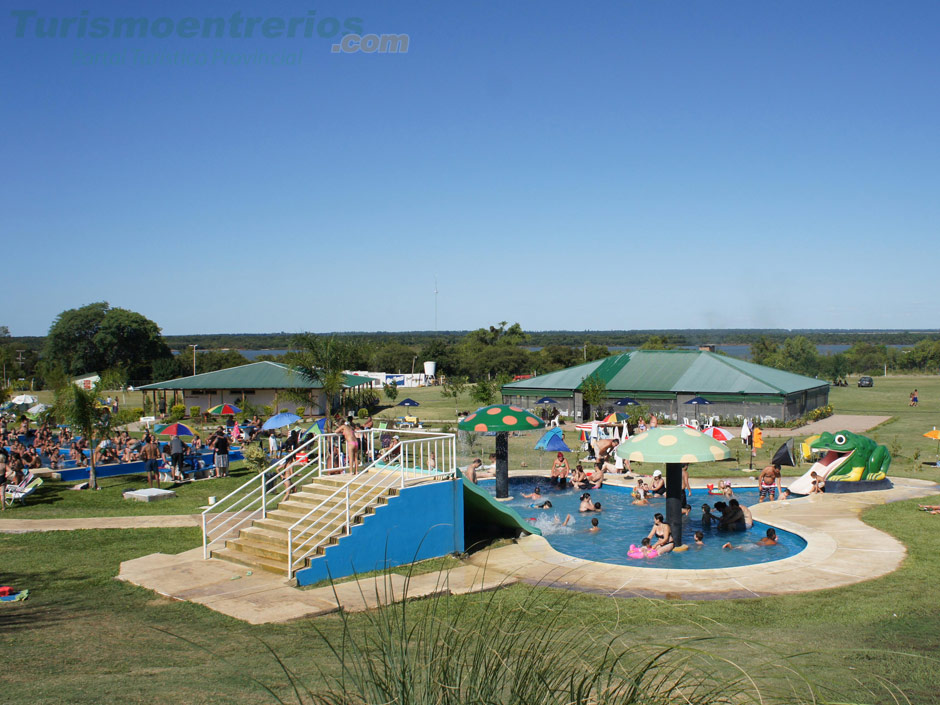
[723,527,777,550]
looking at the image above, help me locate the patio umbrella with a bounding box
[613,397,640,406]
[11,394,38,406]
[684,396,711,424]
[603,412,630,423]
[27,403,51,416]
[701,426,735,443]
[458,404,544,498]
[262,412,302,431]
[924,429,940,463]
[536,397,558,405]
[207,403,242,416]
[616,427,730,547]
[771,438,796,467]
[397,398,420,407]
[159,422,195,436]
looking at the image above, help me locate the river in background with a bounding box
[227,344,910,362]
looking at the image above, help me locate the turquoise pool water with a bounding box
[481,477,806,569]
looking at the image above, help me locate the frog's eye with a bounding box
[834,434,846,445]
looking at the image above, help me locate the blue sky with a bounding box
[3,1,938,336]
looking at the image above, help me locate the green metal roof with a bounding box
[138,361,374,391]
[502,350,827,396]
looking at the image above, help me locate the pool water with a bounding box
[481,477,806,570]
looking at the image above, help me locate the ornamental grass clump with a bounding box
[176,565,909,705]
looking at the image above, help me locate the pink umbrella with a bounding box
[701,426,735,443]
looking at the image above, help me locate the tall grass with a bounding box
[185,565,912,705]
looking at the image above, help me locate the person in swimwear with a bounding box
[588,517,600,533]
[532,500,553,509]
[724,527,777,549]
[337,417,360,472]
[757,463,782,502]
[693,530,705,546]
[578,493,594,512]
[522,486,543,500]
[701,503,716,528]
[550,452,570,484]
[570,463,589,488]
[649,469,666,495]
[647,512,674,553]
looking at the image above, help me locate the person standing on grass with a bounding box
[169,434,186,482]
[911,389,919,407]
[213,431,230,478]
[139,435,162,489]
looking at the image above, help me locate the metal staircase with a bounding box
[202,428,456,579]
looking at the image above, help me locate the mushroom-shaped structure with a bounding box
[617,427,730,546]
[458,405,544,498]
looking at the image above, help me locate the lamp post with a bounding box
[190,345,198,375]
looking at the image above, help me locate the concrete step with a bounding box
[210,547,290,577]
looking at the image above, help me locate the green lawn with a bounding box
[3,495,940,703]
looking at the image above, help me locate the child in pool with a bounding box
[587,517,600,533]
[701,504,715,528]
[638,537,657,557]
[723,528,777,549]
[522,486,542,500]
[693,530,705,546]
[532,500,553,510]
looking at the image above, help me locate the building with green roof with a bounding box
[138,361,374,416]
[501,350,829,424]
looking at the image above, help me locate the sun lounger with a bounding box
[4,477,43,506]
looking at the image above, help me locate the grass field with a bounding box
[3,495,940,704]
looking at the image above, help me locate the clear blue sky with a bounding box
[3,1,938,336]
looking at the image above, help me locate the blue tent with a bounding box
[535,428,570,452]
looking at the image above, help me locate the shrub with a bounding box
[261,405,273,417]
[296,406,306,418]
[241,444,268,474]
[130,407,144,418]
[189,405,202,420]
[169,404,186,421]
[357,408,368,419]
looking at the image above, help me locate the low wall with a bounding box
[294,479,464,587]
[55,449,245,482]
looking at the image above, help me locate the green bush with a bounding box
[130,407,144,418]
[241,444,269,474]
[169,404,186,421]
[189,405,202,420]
[357,408,369,419]
[261,405,273,417]
[296,406,306,418]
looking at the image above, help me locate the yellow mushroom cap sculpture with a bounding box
[616,426,731,464]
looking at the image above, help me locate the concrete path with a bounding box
[117,549,517,624]
[465,477,938,600]
[762,414,891,437]
[0,514,203,534]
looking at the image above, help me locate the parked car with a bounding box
[858,376,874,387]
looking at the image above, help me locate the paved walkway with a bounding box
[117,549,516,624]
[762,414,891,437]
[0,514,203,534]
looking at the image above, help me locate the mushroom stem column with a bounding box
[495,432,509,498]
[665,462,684,547]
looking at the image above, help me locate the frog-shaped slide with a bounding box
[788,430,891,495]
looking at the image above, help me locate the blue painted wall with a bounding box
[55,450,244,482]
[294,479,464,586]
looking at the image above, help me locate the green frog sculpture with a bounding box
[790,430,891,494]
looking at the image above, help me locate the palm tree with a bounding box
[285,335,356,426]
[55,380,113,490]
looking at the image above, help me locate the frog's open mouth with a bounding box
[813,448,854,476]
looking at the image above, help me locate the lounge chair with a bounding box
[4,477,43,506]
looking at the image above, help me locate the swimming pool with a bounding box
[481,477,806,569]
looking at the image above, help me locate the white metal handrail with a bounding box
[201,434,325,558]
[286,430,456,578]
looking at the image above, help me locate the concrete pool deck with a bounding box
[465,476,939,599]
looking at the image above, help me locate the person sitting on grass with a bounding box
[723,527,778,549]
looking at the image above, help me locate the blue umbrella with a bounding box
[684,396,712,406]
[397,398,420,407]
[262,412,302,430]
[536,396,558,405]
[614,397,640,406]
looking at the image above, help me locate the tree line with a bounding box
[3,306,940,393]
